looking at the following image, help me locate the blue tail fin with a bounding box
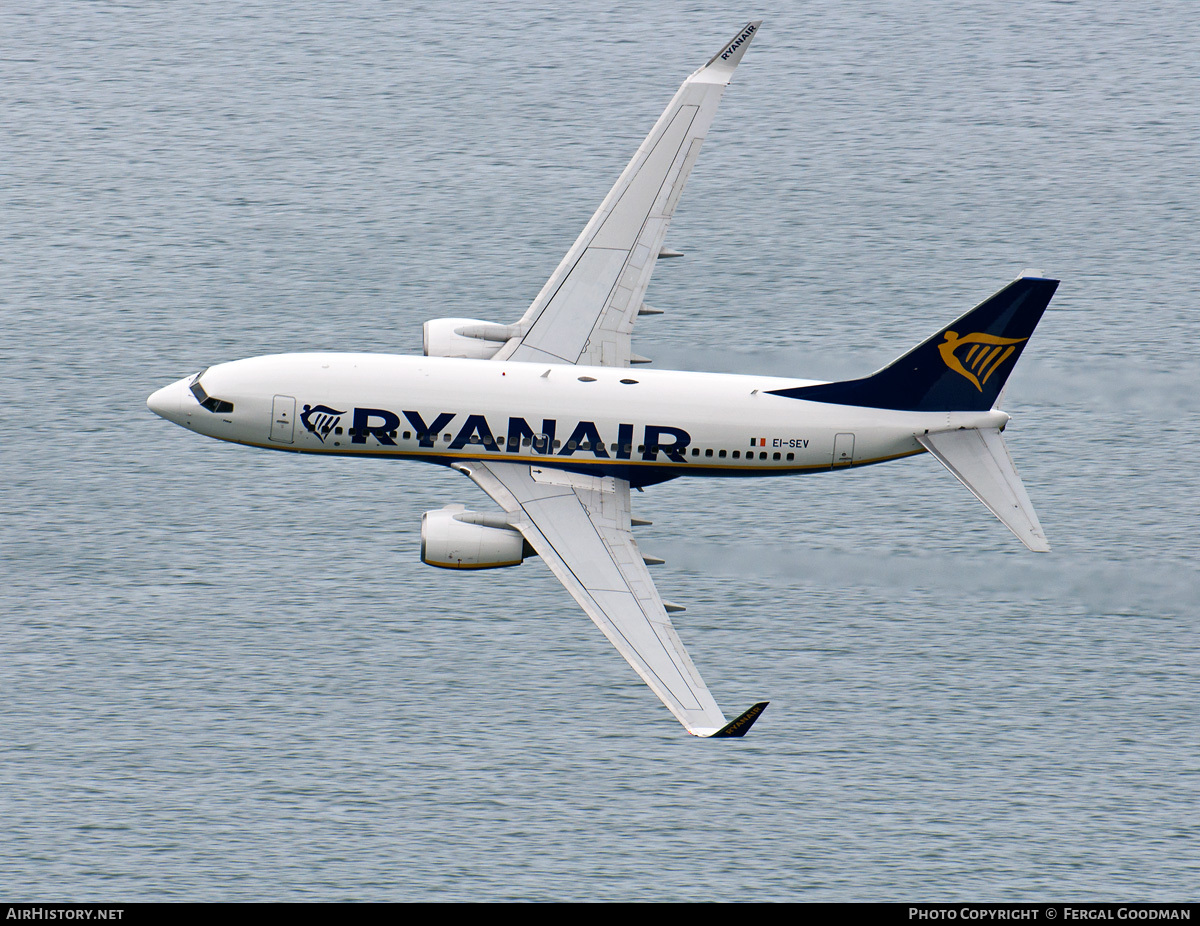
[768,274,1059,412]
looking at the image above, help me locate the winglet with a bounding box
[703,21,762,76]
[708,701,769,738]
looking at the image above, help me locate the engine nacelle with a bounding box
[422,317,516,360]
[420,506,529,569]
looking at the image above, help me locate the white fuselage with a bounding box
[148,352,1009,485]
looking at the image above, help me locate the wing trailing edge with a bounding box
[917,427,1050,552]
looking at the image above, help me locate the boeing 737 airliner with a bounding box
[148,22,1058,737]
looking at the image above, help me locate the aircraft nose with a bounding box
[147,380,184,422]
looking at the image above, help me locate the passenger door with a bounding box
[270,395,296,444]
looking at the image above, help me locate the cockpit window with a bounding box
[203,397,234,414]
[188,372,208,404]
[189,371,234,414]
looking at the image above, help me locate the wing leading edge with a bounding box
[491,21,761,368]
[452,460,766,736]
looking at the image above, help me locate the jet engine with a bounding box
[422,318,519,360]
[420,506,531,569]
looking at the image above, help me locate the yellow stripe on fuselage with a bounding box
[232,439,927,473]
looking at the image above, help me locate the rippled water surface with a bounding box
[3,0,1197,901]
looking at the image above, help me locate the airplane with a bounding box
[147,21,1059,738]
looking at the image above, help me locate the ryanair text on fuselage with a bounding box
[328,406,693,462]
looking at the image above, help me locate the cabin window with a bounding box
[336,427,344,435]
[403,431,411,440]
[773,452,781,460]
[718,449,727,458]
[691,448,700,457]
[732,450,740,459]
[705,448,713,458]
[787,452,794,461]
[759,452,767,460]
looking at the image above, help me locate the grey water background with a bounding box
[3,0,1197,901]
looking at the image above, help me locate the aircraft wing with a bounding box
[451,459,767,736]
[491,22,761,368]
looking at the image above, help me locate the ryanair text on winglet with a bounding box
[720,23,757,61]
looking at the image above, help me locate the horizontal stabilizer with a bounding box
[708,701,769,738]
[918,428,1050,552]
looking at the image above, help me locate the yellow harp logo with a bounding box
[938,331,1028,392]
